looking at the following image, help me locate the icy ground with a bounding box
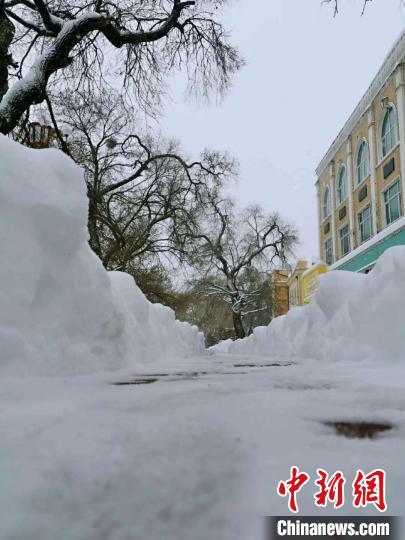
[1,353,404,540]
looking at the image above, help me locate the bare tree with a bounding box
[0,0,242,135]
[182,268,274,346]
[51,89,236,272]
[185,197,297,339]
[129,265,191,310]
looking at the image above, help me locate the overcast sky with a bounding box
[161,0,405,262]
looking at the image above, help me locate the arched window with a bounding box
[337,166,347,204]
[381,106,397,158]
[357,140,369,184]
[323,186,331,219]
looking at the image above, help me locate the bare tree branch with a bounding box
[0,0,242,134]
[49,87,235,273]
[323,0,373,16]
[184,197,297,339]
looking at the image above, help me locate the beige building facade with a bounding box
[287,260,308,308]
[316,32,405,273]
[287,260,328,310]
[271,270,290,318]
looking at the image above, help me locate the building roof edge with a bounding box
[316,29,405,178]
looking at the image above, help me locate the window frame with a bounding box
[339,223,351,257]
[383,177,403,226]
[358,205,373,244]
[323,186,331,219]
[381,105,398,160]
[356,139,370,185]
[324,237,333,265]
[337,165,347,205]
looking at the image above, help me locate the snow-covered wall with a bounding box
[222,247,405,363]
[0,136,203,376]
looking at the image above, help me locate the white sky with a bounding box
[160,0,405,262]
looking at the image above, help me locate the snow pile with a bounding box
[0,136,203,376]
[223,247,405,363]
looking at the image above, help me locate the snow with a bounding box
[0,13,105,129]
[1,137,405,537]
[302,260,327,277]
[0,135,203,376]
[0,355,404,539]
[217,245,405,363]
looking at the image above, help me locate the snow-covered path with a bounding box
[1,354,404,540]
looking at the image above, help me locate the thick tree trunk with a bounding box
[0,2,192,135]
[232,311,246,340]
[0,14,107,135]
[0,9,15,101]
[87,197,103,262]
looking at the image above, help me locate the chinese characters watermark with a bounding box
[277,467,387,513]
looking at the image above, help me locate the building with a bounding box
[301,262,328,304]
[271,270,290,317]
[316,31,405,273]
[271,261,328,319]
[18,122,68,150]
[287,260,308,308]
[287,260,328,309]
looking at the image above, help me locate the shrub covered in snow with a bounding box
[220,247,405,363]
[0,136,203,376]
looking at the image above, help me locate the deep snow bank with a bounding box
[222,247,405,363]
[0,136,203,376]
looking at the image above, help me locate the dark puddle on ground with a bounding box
[115,378,159,386]
[326,421,393,439]
[274,383,333,391]
[113,371,212,386]
[113,369,251,386]
[113,361,292,386]
[234,363,293,368]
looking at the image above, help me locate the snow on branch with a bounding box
[0,0,242,134]
[185,195,297,338]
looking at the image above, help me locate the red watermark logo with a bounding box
[277,467,387,513]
